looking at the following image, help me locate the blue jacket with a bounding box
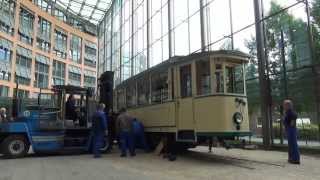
[92,111,108,135]
[132,120,144,134]
[284,109,297,129]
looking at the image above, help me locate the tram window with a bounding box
[151,71,168,104]
[196,60,211,95]
[117,89,126,110]
[180,65,192,98]
[126,82,136,108]
[215,64,224,93]
[226,65,244,94]
[137,77,150,105]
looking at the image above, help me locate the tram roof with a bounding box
[117,50,250,88]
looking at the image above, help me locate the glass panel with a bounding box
[137,76,150,105]
[126,82,136,108]
[151,70,168,103]
[215,64,224,93]
[196,60,211,95]
[180,64,192,98]
[226,64,244,94]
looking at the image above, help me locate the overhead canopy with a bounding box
[54,0,112,24]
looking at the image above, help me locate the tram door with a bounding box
[176,64,196,141]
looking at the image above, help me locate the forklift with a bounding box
[0,85,108,158]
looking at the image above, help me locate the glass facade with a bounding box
[37,16,51,52]
[68,65,81,86]
[84,41,97,68]
[52,60,65,85]
[19,7,34,45]
[54,27,67,59]
[0,0,15,36]
[33,0,52,13]
[70,34,82,64]
[0,85,9,97]
[97,0,253,86]
[0,37,13,81]
[15,46,32,86]
[34,54,50,88]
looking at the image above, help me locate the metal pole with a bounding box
[280,29,288,145]
[199,0,207,52]
[168,0,173,57]
[228,0,234,50]
[305,0,320,141]
[254,0,271,147]
[146,0,150,69]
[131,0,134,77]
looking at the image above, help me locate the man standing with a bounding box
[283,100,300,164]
[92,103,108,158]
[116,108,135,157]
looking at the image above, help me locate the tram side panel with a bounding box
[127,102,176,129]
[194,96,250,136]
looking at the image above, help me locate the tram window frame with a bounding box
[137,76,150,106]
[180,64,192,98]
[126,81,137,108]
[215,63,224,93]
[151,70,169,104]
[226,64,245,94]
[196,60,211,96]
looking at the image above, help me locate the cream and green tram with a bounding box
[113,50,250,148]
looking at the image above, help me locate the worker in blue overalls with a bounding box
[132,118,149,152]
[92,103,108,158]
[283,100,300,164]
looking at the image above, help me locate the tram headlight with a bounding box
[233,112,243,125]
[23,110,31,117]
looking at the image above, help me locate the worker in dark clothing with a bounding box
[116,108,135,157]
[283,100,300,164]
[132,118,149,152]
[92,103,108,158]
[65,94,77,122]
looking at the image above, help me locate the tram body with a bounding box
[113,51,250,145]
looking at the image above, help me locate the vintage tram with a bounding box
[112,50,251,149]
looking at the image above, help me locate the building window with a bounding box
[19,7,34,46]
[68,17,83,31]
[34,54,50,88]
[52,60,65,85]
[83,69,96,88]
[0,37,13,81]
[13,88,29,98]
[54,28,67,59]
[37,17,51,52]
[0,0,15,36]
[54,8,67,23]
[0,85,9,97]
[33,0,51,13]
[15,47,32,86]
[84,41,97,67]
[70,34,82,64]
[68,65,81,86]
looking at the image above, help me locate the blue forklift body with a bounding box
[0,85,102,157]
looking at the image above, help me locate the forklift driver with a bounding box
[66,94,77,123]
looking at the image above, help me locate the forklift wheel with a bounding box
[1,135,30,159]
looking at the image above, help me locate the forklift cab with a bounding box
[52,85,95,129]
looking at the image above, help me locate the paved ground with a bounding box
[0,146,319,180]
